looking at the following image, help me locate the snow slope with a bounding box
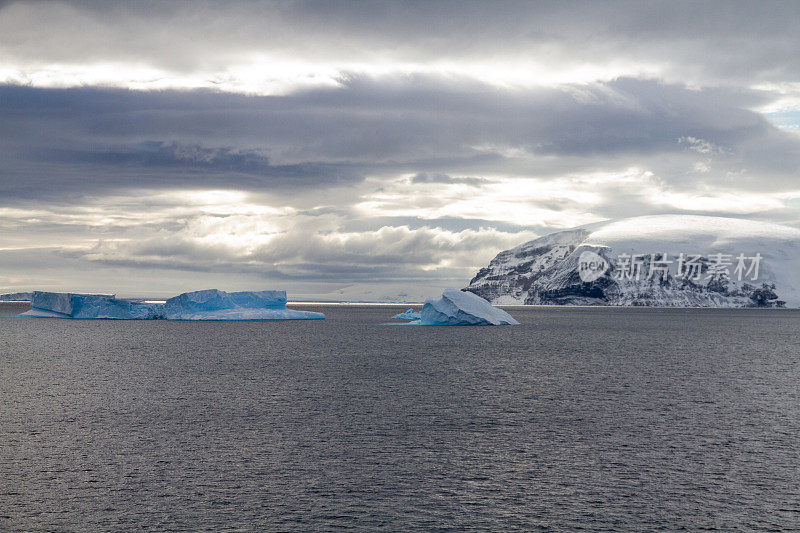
[466,215,800,307]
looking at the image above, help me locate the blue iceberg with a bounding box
[415,288,519,326]
[71,295,165,319]
[19,289,325,321]
[164,289,325,320]
[20,291,164,319]
[391,308,421,320]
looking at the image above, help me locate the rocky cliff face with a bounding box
[465,215,800,307]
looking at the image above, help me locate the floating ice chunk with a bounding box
[20,291,164,319]
[164,289,325,320]
[416,288,519,326]
[392,308,421,319]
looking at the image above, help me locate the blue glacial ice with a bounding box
[71,295,165,319]
[20,291,164,319]
[19,289,325,320]
[415,288,519,326]
[164,289,325,320]
[391,308,421,320]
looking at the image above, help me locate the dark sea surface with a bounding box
[1,302,799,532]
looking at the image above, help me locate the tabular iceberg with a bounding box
[20,291,164,319]
[391,308,421,320]
[18,289,325,320]
[164,289,325,320]
[415,288,519,326]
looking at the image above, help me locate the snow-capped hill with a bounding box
[465,215,800,308]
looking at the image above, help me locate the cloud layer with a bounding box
[1,1,799,299]
[2,1,800,93]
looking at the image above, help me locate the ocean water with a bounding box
[1,302,799,531]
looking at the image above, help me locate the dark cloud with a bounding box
[2,1,799,86]
[1,77,796,202]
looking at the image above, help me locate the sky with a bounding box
[1,0,800,300]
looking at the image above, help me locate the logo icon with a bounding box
[578,251,609,282]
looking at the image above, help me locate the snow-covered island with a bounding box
[466,214,800,308]
[0,292,33,301]
[409,288,519,326]
[19,289,325,320]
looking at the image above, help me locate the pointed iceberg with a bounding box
[416,288,519,326]
[164,289,325,320]
[392,308,421,320]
